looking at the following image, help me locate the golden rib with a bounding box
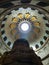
[25,13,30,19]
[11,29,16,35]
[9,23,16,29]
[34,22,40,27]
[18,13,23,19]
[31,16,37,21]
[12,17,18,23]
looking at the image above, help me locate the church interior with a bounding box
[0,0,49,65]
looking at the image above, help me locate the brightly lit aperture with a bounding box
[21,23,29,32]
